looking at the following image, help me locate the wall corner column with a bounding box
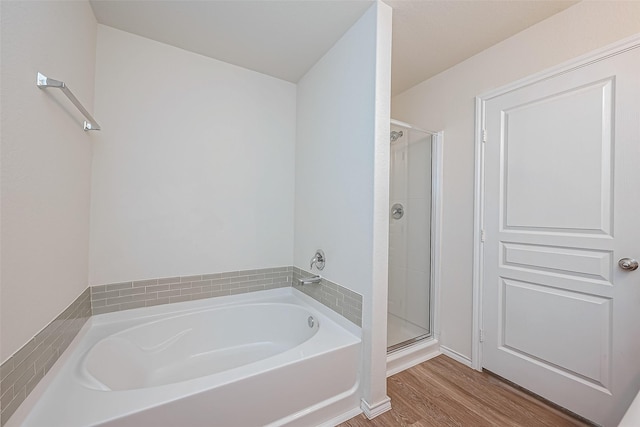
[361,0,393,417]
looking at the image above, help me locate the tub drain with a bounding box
[308,316,315,328]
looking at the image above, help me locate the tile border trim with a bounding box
[92,266,363,326]
[91,266,293,315]
[1,288,91,425]
[292,267,363,327]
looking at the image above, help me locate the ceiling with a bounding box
[386,0,578,94]
[90,0,578,96]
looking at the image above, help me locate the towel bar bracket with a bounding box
[36,72,101,131]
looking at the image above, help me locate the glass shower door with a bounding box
[387,122,432,351]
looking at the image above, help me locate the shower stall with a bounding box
[387,119,438,353]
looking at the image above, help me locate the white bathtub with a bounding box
[16,288,362,427]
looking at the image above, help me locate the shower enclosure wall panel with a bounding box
[405,134,431,331]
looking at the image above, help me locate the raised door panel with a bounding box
[502,79,613,235]
[500,279,612,389]
[501,243,613,283]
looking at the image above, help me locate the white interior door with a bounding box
[481,45,640,426]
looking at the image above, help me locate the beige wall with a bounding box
[391,1,640,359]
[1,1,97,361]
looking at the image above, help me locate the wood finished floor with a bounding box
[338,355,590,427]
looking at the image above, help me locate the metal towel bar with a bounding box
[36,72,100,131]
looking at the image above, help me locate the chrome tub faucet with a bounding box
[298,249,326,285]
[297,275,322,285]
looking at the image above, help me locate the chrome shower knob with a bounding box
[391,203,404,220]
[310,249,325,270]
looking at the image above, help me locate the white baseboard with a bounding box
[441,345,472,367]
[360,397,391,419]
[387,339,440,377]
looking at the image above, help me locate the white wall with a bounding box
[391,1,640,359]
[90,25,296,285]
[294,1,392,412]
[295,3,378,298]
[0,1,97,361]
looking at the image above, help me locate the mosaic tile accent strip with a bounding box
[292,267,363,327]
[0,288,91,426]
[91,267,293,315]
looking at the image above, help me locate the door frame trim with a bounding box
[431,131,444,345]
[471,33,640,371]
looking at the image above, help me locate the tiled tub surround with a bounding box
[91,267,293,315]
[292,267,363,327]
[0,289,91,426]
